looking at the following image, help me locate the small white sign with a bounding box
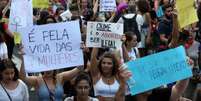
[86,21,123,49]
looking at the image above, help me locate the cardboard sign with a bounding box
[21,21,84,72]
[9,0,33,32]
[125,46,192,95]
[100,0,116,12]
[32,0,49,9]
[86,22,123,49]
[176,0,198,28]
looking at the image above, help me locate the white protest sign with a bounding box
[86,22,123,49]
[9,0,33,32]
[21,21,84,73]
[100,0,117,12]
[60,9,72,21]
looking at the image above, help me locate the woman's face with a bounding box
[1,68,15,82]
[165,7,173,18]
[76,79,90,96]
[126,35,138,47]
[0,0,8,8]
[101,57,113,75]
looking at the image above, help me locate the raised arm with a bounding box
[170,79,189,101]
[19,55,38,87]
[122,43,131,62]
[57,67,81,84]
[90,48,99,78]
[115,66,132,101]
[121,34,132,62]
[168,9,179,48]
[115,81,126,101]
[145,12,153,47]
[92,0,99,20]
[170,58,194,101]
[2,0,11,17]
[77,0,81,15]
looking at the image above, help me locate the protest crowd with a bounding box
[0,0,201,101]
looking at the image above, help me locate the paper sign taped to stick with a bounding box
[21,21,84,73]
[9,0,33,32]
[176,0,198,28]
[86,21,123,49]
[100,0,117,12]
[125,46,192,95]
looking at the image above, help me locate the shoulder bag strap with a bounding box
[42,78,54,101]
[0,82,12,101]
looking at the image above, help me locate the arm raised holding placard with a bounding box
[90,48,99,82]
[168,8,179,48]
[19,54,82,85]
[166,9,191,101]
[19,45,83,100]
[170,58,194,101]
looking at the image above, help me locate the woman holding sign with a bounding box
[133,4,195,101]
[90,47,131,101]
[20,55,83,101]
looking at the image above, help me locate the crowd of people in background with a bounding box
[0,0,201,101]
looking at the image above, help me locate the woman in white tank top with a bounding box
[122,32,140,62]
[90,48,131,101]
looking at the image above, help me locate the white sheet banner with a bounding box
[21,21,84,73]
[86,21,123,49]
[100,0,116,12]
[9,0,33,32]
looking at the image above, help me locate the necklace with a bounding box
[103,76,114,84]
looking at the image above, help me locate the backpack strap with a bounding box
[133,14,137,19]
[122,15,127,20]
[133,47,137,55]
[122,14,137,20]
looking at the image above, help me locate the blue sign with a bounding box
[126,46,192,95]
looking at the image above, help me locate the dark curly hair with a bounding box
[74,72,94,96]
[74,72,92,87]
[0,59,19,81]
[162,3,172,12]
